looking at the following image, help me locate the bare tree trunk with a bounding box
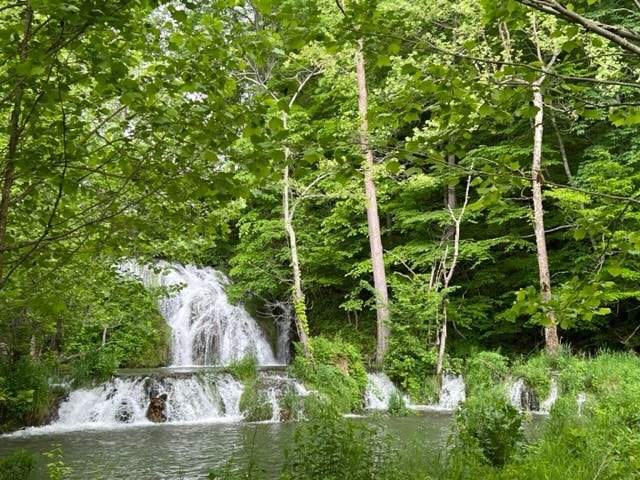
[530,20,561,356]
[532,82,560,356]
[436,156,458,376]
[549,110,572,182]
[436,163,472,375]
[355,38,389,365]
[0,2,32,286]
[283,161,312,359]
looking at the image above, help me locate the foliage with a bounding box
[225,356,259,383]
[387,391,408,417]
[0,449,35,480]
[43,446,71,480]
[281,418,398,480]
[290,336,368,414]
[0,358,60,430]
[464,351,510,396]
[385,275,441,401]
[512,353,553,400]
[452,392,525,468]
[239,383,273,423]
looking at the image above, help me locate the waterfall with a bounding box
[539,378,558,413]
[438,373,466,409]
[508,377,558,413]
[53,374,244,427]
[267,301,293,365]
[508,378,539,412]
[364,372,402,410]
[576,392,586,416]
[121,261,277,366]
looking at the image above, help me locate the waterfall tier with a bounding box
[54,373,244,428]
[121,262,278,367]
[51,372,306,429]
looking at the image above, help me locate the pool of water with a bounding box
[0,413,454,479]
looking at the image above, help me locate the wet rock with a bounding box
[146,393,168,423]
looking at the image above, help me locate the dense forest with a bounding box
[1,0,640,430]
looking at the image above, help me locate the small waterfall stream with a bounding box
[364,372,404,409]
[508,377,558,413]
[438,374,466,409]
[363,372,466,411]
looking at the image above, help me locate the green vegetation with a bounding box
[290,336,368,414]
[225,356,259,383]
[2,0,640,436]
[239,384,274,422]
[0,450,35,480]
[209,351,640,480]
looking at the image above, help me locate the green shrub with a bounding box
[239,383,273,422]
[0,358,60,430]
[225,356,258,383]
[512,353,552,400]
[464,351,509,396]
[282,418,388,480]
[0,449,35,480]
[453,392,525,468]
[290,336,367,414]
[387,392,408,417]
[278,384,305,421]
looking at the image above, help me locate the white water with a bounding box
[121,261,278,366]
[576,392,586,416]
[508,377,540,412]
[53,374,244,428]
[364,372,466,411]
[539,378,558,414]
[364,372,402,409]
[438,373,466,409]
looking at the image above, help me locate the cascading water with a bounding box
[438,373,466,409]
[508,377,558,413]
[53,374,244,427]
[539,378,558,413]
[508,378,540,412]
[364,372,403,410]
[121,261,278,366]
[45,262,287,429]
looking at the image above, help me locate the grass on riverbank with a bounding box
[211,350,640,480]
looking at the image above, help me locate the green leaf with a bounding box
[376,55,391,67]
[268,116,284,131]
[401,63,419,76]
[388,42,401,55]
[478,103,493,117]
[386,160,401,174]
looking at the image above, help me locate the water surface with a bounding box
[0,414,452,479]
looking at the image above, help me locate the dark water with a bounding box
[0,413,453,479]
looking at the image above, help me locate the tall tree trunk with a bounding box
[282,161,312,359]
[436,155,458,375]
[435,160,472,375]
[355,38,389,365]
[532,81,560,356]
[0,2,32,286]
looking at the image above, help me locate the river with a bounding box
[0,413,453,479]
